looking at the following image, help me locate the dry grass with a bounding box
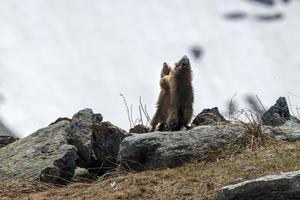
[2,141,300,200]
[235,109,278,151]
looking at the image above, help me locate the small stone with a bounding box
[192,107,227,127]
[73,167,97,182]
[129,124,149,133]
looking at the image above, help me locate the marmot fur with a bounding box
[166,55,194,131]
[150,62,172,131]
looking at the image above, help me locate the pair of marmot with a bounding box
[150,55,194,131]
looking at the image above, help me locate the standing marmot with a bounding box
[150,56,194,131]
[166,55,194,131]
[150,62,172,131]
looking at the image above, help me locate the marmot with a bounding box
[166,55,194,131]
[150,62,172,131]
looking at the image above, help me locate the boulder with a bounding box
[0,121,78,184]
[92,121,128,173]
[192,107,227,127]
[67,108,128,173]
[118,124,246,171]
[217,170,300,200]
[263,117,300,141]
[67,108,102,167]
[0,136,18,148]
[262,97,290,126]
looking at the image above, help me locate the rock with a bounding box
[73,167,97,182]
[217,170,300,200]
[118,124,246,171]
[0,136,18,148]
[262,97,290,126]
[0,121,78,184]
[67,108,99,167]
[263,117,300,141]
[261,97,300,140]
[93,113,103,124]
[92,121,128,173]
[129,124,149,133]
[67,108,128,174]
[192,107,227,127]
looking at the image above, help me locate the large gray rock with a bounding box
[0,136,18,148]
[263,117,300,141]
[0,121,78,184]
[67,108,101,167]
[92,121,128,173]
[118,124,246,171]
[262,97,290,126]
[217,170,300,200]
[67,108,128,174]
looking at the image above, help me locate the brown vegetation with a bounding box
[2,141,300,200]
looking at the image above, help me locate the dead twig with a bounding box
[120,93,132,128]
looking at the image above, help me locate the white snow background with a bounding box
[0,0,300,137]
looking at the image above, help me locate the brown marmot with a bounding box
[166,55,194,131]
[150,62,172,131]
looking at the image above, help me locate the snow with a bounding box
[0,0,299,137]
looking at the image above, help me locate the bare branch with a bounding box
[120,93,132,128]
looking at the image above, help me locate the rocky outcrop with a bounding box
[67,108,128,173]
[0,108,129,184]
[0,121,78,184]
[262,97,290,126]
[0,136,17,148]
[217,170,300,200]
[192,107,227,127]
[118,124,246,171]
[1,100,299,189]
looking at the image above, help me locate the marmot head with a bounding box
[173,55,191,74]
[161,62,172,78]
